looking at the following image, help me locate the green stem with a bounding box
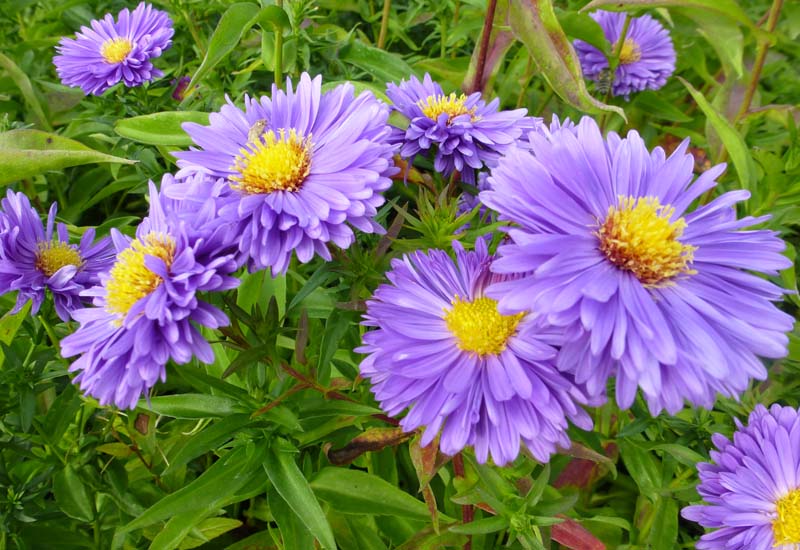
[600,13,632,132]
[377,0,391,49]
[274,0,284,85]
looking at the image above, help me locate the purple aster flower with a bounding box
[574,11,675,98]
[60,176,240,409]
[356,239,593,466]
[173,73,397,275]
[386,73,538,184]
[53,2,173,96]
[682,404,800,550]
[481,116,793,415]
[0,190,114,321]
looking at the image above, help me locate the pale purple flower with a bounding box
[53,2,173,96]
[386,73,538,184]
[481,116,793,415]
[0,190,114,321]
[357,239,593,466]
[60,176,239,409]
[574,11,675,98]
[174,73,397,275]
[682,404,800,550]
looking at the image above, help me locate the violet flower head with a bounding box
[174,73,397,275]
[386,73,538,184]
[682,404,800,550]
[481,116,793,415]
[53,2,173,96]
[574,11,675,98]
[357,239,593,466]
[0,190,114,321]
[60,176,240,409]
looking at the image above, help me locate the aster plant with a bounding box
[386,73,537,184]
[0,190,114,321]
[174,73,397,275]
[682,404,800,550]
[481,116,793,415]
[60,177,240,409]
[357,239,593,466]
[574,11,676,98]
[53,2,173,96]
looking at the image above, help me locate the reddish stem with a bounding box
[452,453,473,550]
[469,0,498,93]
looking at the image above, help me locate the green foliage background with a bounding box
[0,0,799,549]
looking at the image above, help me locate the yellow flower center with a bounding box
[615,38,642,65]
[105,233,175,320]
[100,37,133,64]
[597,196,696,286]
[444,297,525,356]
[774,488,800,545]
[35,241,82,277]
[418,93,478,122]
[231,129,312,194]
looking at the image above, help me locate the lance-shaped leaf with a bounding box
[115,111,210,146]
[509,0,625,121]
[0,130,136,185]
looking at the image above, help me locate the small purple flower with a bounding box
[574,11,675,98]
[386,73,538,184]
[53,2,173,96]
[357,239,593,466]
[174,73,397,275]
[481,116,793,415]
[0,190,114,321]
[60,176,240,409]
[682,404,800,550]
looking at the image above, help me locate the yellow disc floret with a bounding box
[774,488,800,545]
[597,196,696,286]
[100,37,133,64]
[444,297,525,356]
[616,38,642,65]
[35,241,82,277]
[231,128,312,194]
[105,232,175,319]
[418,93,478,123]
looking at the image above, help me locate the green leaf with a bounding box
[142,394,246,418]
[680,9,744,79]
[618,440,661,500]
[448,515,509,535]
[264,440,337,550]
[556,10,610,54]
[185,3,262,97]
[268,486,316,550]
[678,76,756,188]
[178,518,243,549]
[581,0,768,38]
[310,467,434,521]
[647,497,678,550]
[0,301,30,366]
[647,443,706,468]
[256,4,291,33]
[163,414,253,476]
[508,0,625,120]
[0,130,136,185]
[53,466,94,522]
[631,91,692,122]
[114,111,210,146]
[0,52,52,130]
[339,39,417,85]
[123,445,258,532]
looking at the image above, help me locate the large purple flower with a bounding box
[682,404,800,550]
[53,2,173,96]
[0,190,114,321]
[174,73,397,275]
[60,176,239,409]
[481,117,793,415]
[386,73,537,184]
[357,239,593,466]
[574,11,675,98]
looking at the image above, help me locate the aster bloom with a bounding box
[174,73,397,275]
[574,11,675,98]
[356,239,593,466]
[60,177,239,409]
[53,2,173,96]
[682,404,800,550]
[385,73,538,184]
[481,116,793,415]
[0,190,114,321]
